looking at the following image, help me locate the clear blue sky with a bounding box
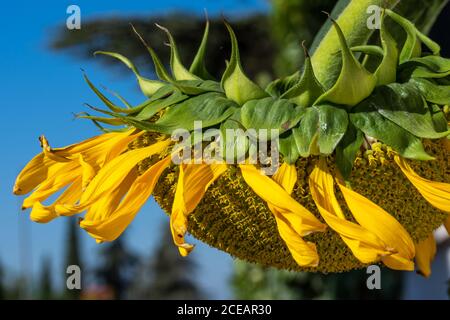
[0,0,269,298]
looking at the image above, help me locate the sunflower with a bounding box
[14,5,450,276]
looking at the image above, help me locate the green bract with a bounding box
[82,10,450,181]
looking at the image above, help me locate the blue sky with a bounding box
[0,0,269,298]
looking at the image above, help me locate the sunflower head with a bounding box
[14,6,450,276]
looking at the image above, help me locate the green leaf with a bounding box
[410,78,450,105]
[280,54,324,107]
[315,18,376,107]
[94,51,165,97]
[156,24,200,81]
[219,112,249,163]
[240,97,306,140]
[369,83,449,138]
[335,123,364,181]
[153,92,238,133]
[221,21,268,105]
[350,102,433,160]
[134,90,189,121]
[189,20,214,80]
[292,104,348,157]
[279,133,300,164]
[429,104,448,133]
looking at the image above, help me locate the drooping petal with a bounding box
[171,162,227,256]
[414,234,436,277]
[445,216,450,235]
[337,174,415,270]
[13,129,138,195]
[30,178,83,223]
[80,156,171,242]
[269,163,320,267]
[56,139,171,215]
[22,161,79,209]
[240,164,326,236]
[395,155,450,213]
[309,159,392,264]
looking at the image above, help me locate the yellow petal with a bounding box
[269,163,320,267]
[337,175,415,270]
[309,159,391,264]
[445,216,450,235]
[80,156,171,242]
[56,139,171,215]
[30,178,83,223]
[272,162,297,194]
[240,164,326,236]
[414,234,436,277]
[395,155,450,213]
[14,153,53,195]
[39,136,71,163]
[22,161,79,209]
[171,162,227,256]
[14,129,138,195]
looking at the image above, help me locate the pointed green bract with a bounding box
[131,25,173,82]
[94,51,164,97]
[83,72,149,114]
[351,45,384,57]
[281,54,324,107]
[189,20,214,80]
[221,21,268,105]
[156,24,200,81]
[374,18,399,85]
[315,18,376,107]
[386,9,440,64]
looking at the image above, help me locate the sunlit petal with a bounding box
[241,164,326,236]
[414,234,436,277]
[395,155,450,213]
[80,156,171,242]
[171,162,227,256]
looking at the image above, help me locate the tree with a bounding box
[95,236,138,299]
[129,226,203,299]
[64,218,83,299]
[38,256,53,300]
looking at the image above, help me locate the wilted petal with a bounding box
[395,155,450,213]
[171,162,227,256]
[270,163,320,267]
[241,164,326,236]
[337,176,415,270]
[414,234,436,277]
[309,159,391,264]
[80,156,171,242]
